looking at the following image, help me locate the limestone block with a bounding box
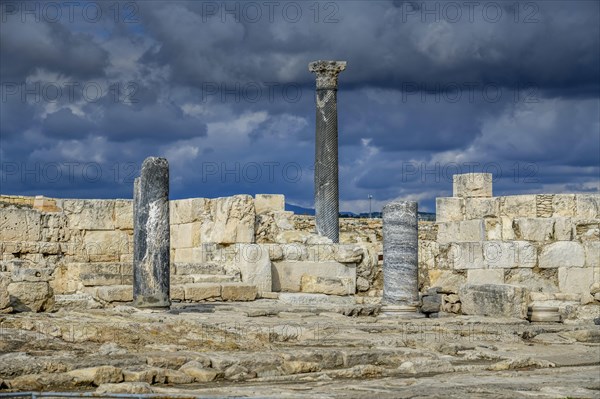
[0,208,41,241]
[175,262,225,275]
[553,218,574,241]
[183,283,221,301]
[500,216,516,240]
[96,285,133,302]
[82,230,129,261]
[583,241,600,268]
[80,273,123,286]
[448,242,484,270]
[459,284,529,319]
[558,267,595,294]
[335,244,363,263]
[514,218,554,241]
[552,194,576,217]
[114,200,133,230]
[173,248,194,263]
[71,262,122,276]
[280,244,309,261]
[500,195,537,218]
[271,261,356,292]
[11,268,54,282]
[221,283,257,301]
[453,173,492,198]
[201,195,255,244]
[484,218,502,240]
[505,269,559,293]
[483,241,536,268]
[171,285,184,301]
[467,269,504,285]
[234,244,271,295]
[539,242,585,268]
[255,194,285,214]
[67,366,123,386]
[7,281,53,312]
[574,220,600,241]
[0,274,10,309]
[255,211,295,243]
[33,196,60,212]
[300,275,354,295]
[307,243,336,262]
[576,194,600,218]
[437,220,484,244]
[427,270,465,293]
[180,364,218,382]
[170,198,210,225]
[435,197,464,222]
[62,200,115,230]
[419,240,439,269]
[465,197,500,220]
[170,223,200,249]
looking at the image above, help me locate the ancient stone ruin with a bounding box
[1,171,598,396]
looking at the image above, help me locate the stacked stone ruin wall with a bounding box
[1,182,598,313]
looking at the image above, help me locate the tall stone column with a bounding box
[133,157,170,308]
[381,201,423,317]
[309,60,346,243]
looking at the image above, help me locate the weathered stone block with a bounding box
[453,173,492,198]
[505,269,558,293]
[553,218,574,241]
[514,218,554,241]
[448,242,484,270]
[483,241,536,268]
[0,274,10,310]
[255,194,285,214]
[170,223,199,249]
[7,281,53,312]
[465,197,500,219]
[175,262,225,275]
[62,200,115,230]
[435,197,464,222]
[484,218,502,240]
[539,242,585,268]
[552,194,576,217]
[467,269,504,285]
[334,244,363,263]
[500,195,537,218]
[459,284,529,319]
[271,261,356,292]
[114,200,133,230]
[80,273,122,286]
[583,241,600,268]
[0,208,42,242]
[558,267,594,294]
[234,244,271,295]
[170,198,210,225]
[183,283,220,301]
[427,270,465,293]
[173,248,194,263]
[300,275,354,295]
[221,283,257,301]
[11,268,54,282]
[574,220,600,241]
[83,230,129,261]
[171,285,184,300]
[201,195,255,244]
[576,194,600,218]
[96,285,133,302]
[437,220,484,244]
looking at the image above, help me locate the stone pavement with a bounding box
[1,300,599,398]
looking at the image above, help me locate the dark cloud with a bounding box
[0,0,598,212]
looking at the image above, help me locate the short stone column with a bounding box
[133,157,170,308]
[309,60,346,243]
[381,201,423,317]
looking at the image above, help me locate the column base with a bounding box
[379,304,425,319]
[133,295,171,309]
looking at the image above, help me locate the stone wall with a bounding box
[419,173,599,319]
[0,194,368,312]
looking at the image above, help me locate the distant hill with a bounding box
[286,203,435,221]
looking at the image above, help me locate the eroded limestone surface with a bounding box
[1,301,598,398]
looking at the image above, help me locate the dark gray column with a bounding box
[309,60,346,243]
[133,157,170,308]
[381,201,423,317]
